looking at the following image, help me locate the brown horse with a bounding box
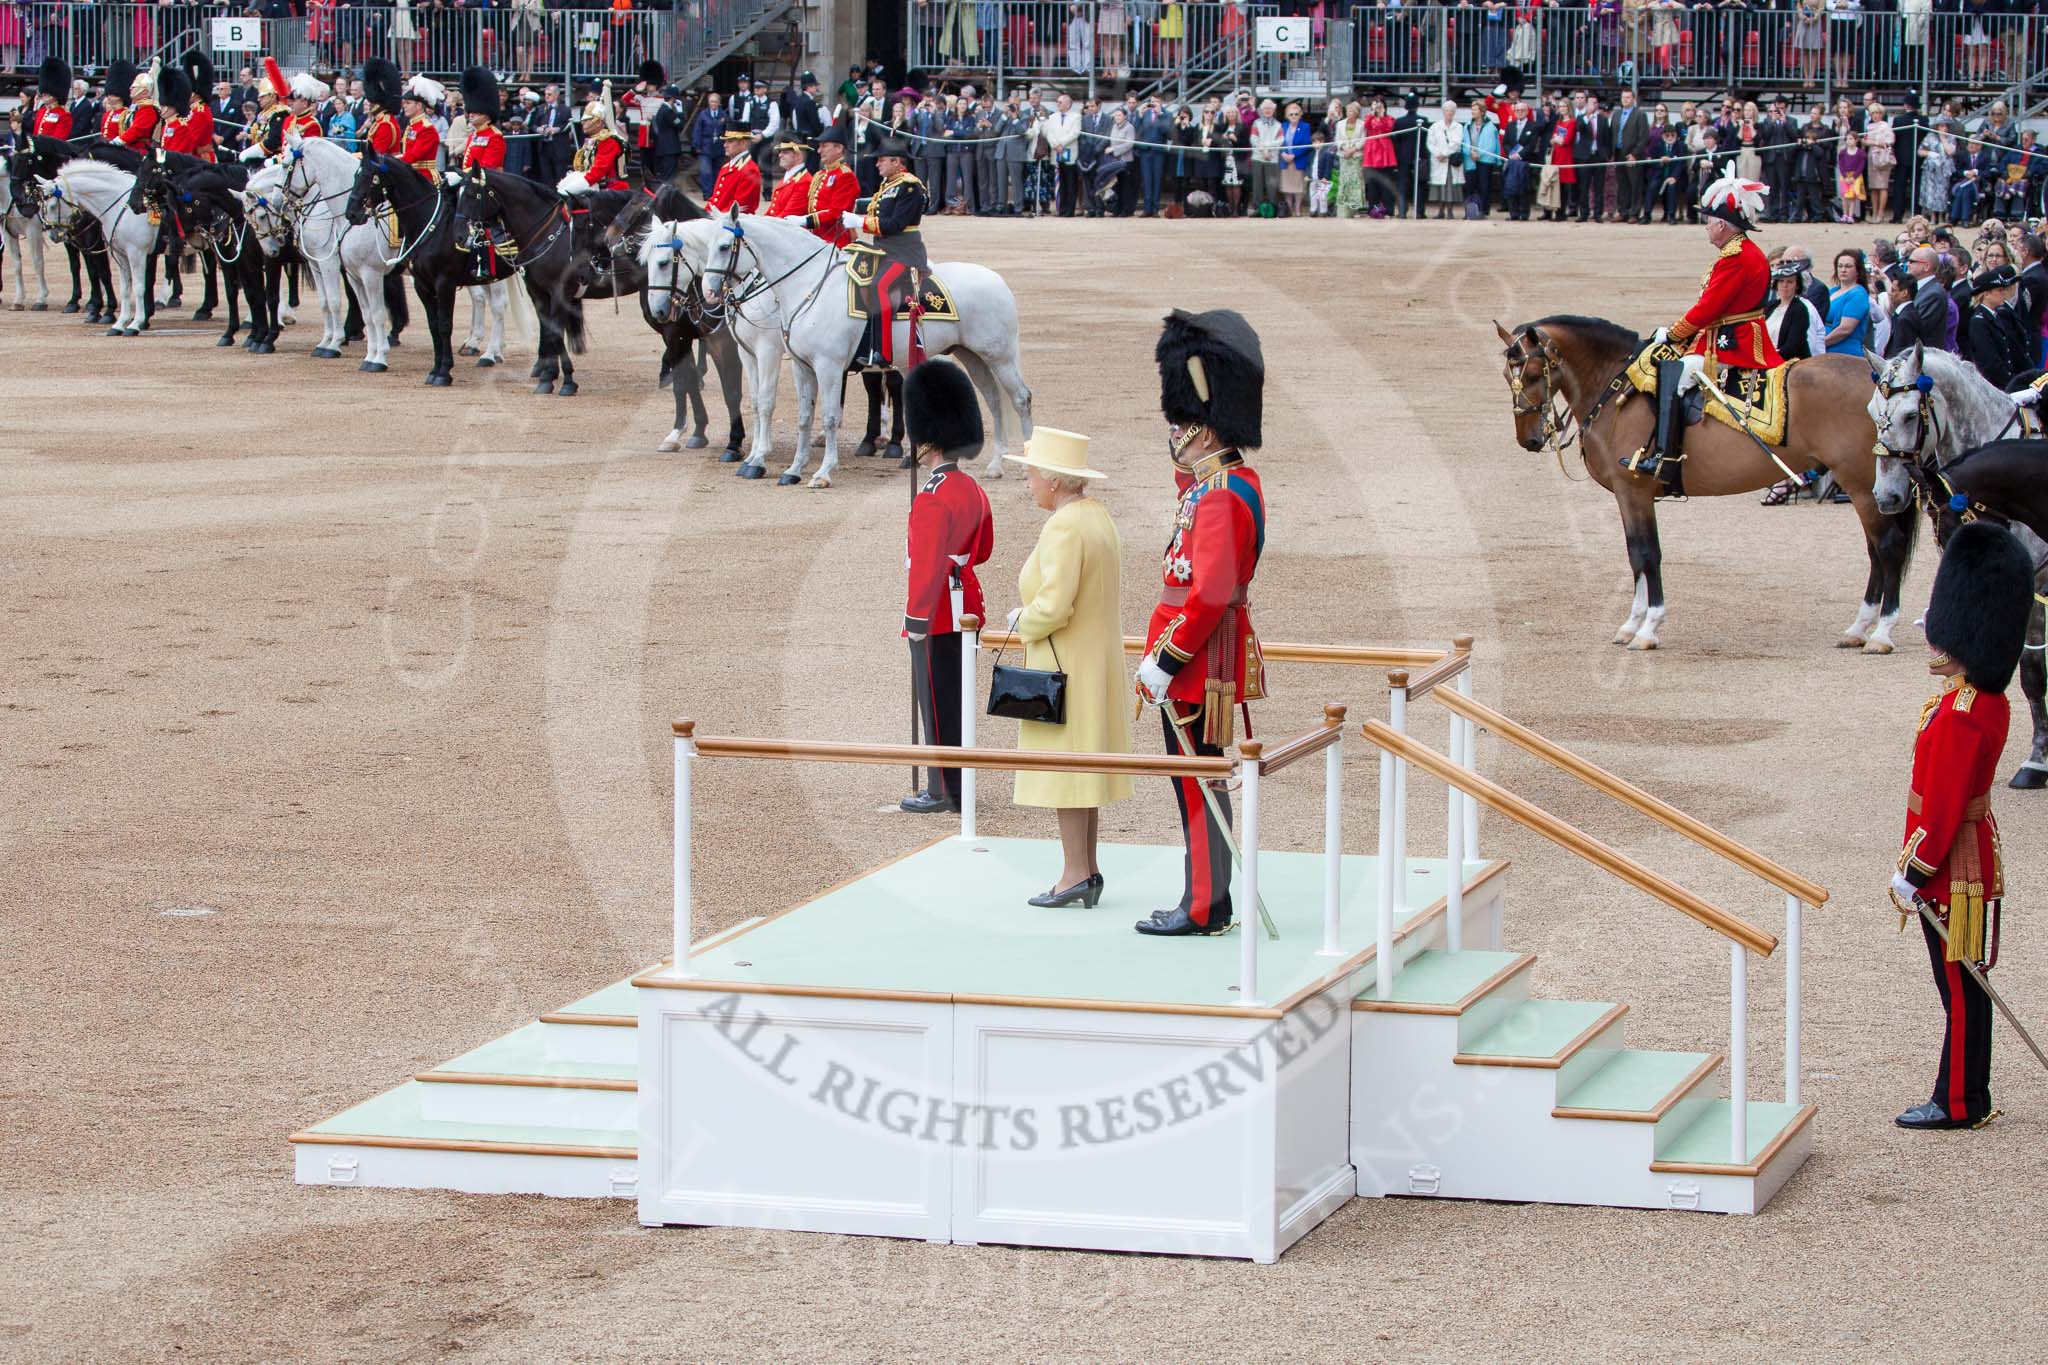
[1496,315,1917,651]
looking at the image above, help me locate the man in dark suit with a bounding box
[1500,103,1539,221]
[1886,253,1951,358]
[1574,97,1612,222]
[2016,233,2048,368]
[787,71,824,171]
[648,87,685,186]
[533,84,573,185]
[69,79,101,144]
[1614,88,1648,224]
[1390,92,1421,217]
[1757,100,1794,222]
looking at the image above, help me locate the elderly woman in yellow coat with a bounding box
[1003,429,1131,908]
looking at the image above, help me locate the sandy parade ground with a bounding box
[3,215,2045,1361]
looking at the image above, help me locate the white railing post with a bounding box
[1374,673,1408,1000]
[1445,762,1465,954]
[1454,641,1479,858]
[959,617,979,841]
[1785,893,1802,1107]
[1730,941,1748,1163]
[1239,741,1263,1006]
[1390,672,1410,919]
[673,722,696,977]
[1321,704,1347,957]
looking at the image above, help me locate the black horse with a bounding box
[1908,436,2048,790]
[449,169,586,396]
[346,154,518,387]
[129,149,277,352]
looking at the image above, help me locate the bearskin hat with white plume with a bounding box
[1156,308,1265,451]
[461,66,501,122]
[1925,518,2035,693]
[904,359,984,460]
[38,56,71,103]
[362,57,401,113]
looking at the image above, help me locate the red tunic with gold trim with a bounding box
[33,104,72,140]
[100,107,125,140]
[462,123,506,171]
[802,161,859,246]
[361,110,401,158]
[400,116,440,178]
[1666,232,1781,370]
[708,152,762,213]
[1900,676,2009,964]
[903,461,994,638]
[116,100,160,150]
[764,167,811,217]
[1141,452,1267,743]
[574,130,629,190]
[164,104,216,160]
[284,110,323,143]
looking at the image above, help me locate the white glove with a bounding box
[1651,326,1670,346]
[1890,871,1920,907]
[1135,657,1171,706]
[907,631,928,644]
[1005,606,1023,633]
[239,144,265,163]
[840,210,865,230]
[2015,386,2042,408]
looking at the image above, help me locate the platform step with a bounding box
[1354,949,1533,1014]
[418,1021,637,1128]
[1651,1099,1817,1175]
[540,976,639,1028]
[1453,999,1624,1067]
[1553,1049,1721,1121]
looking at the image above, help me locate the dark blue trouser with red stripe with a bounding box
[1163,704,1232,927]
[912,633,963,803]
[1921,912,1993,1121]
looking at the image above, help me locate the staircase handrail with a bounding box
[1431,690,1829,908]
[1361,719,1777,957]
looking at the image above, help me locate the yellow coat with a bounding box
[1011,496,1133,810]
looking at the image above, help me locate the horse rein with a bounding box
[462,172,571,271]
[1503,330,1583,475]
[643,237,712,330]
[1870,368,2025,527]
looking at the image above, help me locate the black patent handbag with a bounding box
[987,632,1067,725]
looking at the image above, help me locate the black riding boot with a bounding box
[1625,358,1688,498]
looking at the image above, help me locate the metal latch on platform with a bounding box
[609,1171,638,1198]
[1408,1164,1441,1196]
[326,1157,359,1185]
[1666,1180,1702,1210]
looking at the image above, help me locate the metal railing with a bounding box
[900,1,2048,112]
[0,1,793,91]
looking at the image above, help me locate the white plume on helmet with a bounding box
[1698,174,1768,226]
[289,71,330,103]
[134,57,159,100]
[405,74,446,108]
[581,79,617,132]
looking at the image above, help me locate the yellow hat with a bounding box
[1004,428,1106,481]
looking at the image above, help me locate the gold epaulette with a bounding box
[1954,684,1977,713]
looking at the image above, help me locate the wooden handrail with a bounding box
[976,631,1449,670]
[1361,721,1778,957]
[1403,638,1473,701]
[676,731,1231,780]
[1432,691,1830,907]
[1258,705,1347,776]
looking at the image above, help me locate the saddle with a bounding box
[844,245,958,322]
[1619,346,1797,447]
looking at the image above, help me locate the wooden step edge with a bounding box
[538,1012,637,1029]
[1452,1002,1630,1070]
[1648,1103,1818,1178]
[1353,952,1536,1016]
[289,1130,636,1160]
[415,1070,637,1093]
[1553,1051,1725,1124]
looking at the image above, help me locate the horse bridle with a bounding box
[1502,328,1580,465]
[352,161,443,269]
[643,234,712,329]
[1870,365,2022,525]
[459,170,572,269]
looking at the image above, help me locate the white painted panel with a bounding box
[417,1079,636,1132]
[292,1143,635,1199]
[541,1020,636,1067]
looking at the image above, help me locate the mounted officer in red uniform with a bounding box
[559,82,629,193]
[32,58,73,141]
[707,127,763,212]
[358,58,403,160]
[1134,309,1268,938]
[1889,521,2034,1130]
[460,67,506,171]
[158,51,216,162]
[114,59,162,151]
[801,122,860,247]
[99,60,133,142]
[1635,175,1780,495]
[763,138,812,217]
[846,136,927,371]
[399,76,444,179]
[900,359,995,815]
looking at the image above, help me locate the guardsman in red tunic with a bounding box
[763,138,812,217]
[98,60,129,141]
[708,128,764,212]
[159,51,216,162]
[1888,521,2034,1130]
[399,76,445,179]
[115,59,162,151]
[459,66,506,172]
[900,359,995,815]
[358,58,404,160]
[1636,175,1781,495]
[1134,309,1268,938]
[559,82,630,193]
[33,58,73,140]
[282,69,327,144]
[801,122,860,247]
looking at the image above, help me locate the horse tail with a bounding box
[505,273,537,346]
[566,299,588,355]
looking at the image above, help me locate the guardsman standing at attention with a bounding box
[460,67,506,172]
[1889,520,2035,1131]
[399,77,445,178]
[33,58,73,140]
[708,126,764,211]
[358,58,404,160]
[901,359,995,815]
[763,137,812,217]
[1636,174,1781,495]
[1133,309,1269,938]
[558,82,630,193]
[115,59,162,151]
[842,136,928,370]
[800,121,860,246]
[99,61,132,141]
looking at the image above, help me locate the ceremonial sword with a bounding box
[1160,703,1280,941]
[1896,889,2048,1075]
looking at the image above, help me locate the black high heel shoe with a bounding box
[1028,873,1103,909]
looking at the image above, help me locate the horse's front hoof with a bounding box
[809,474,833,490]
[311,347,339,359]
[1861,639,1894,656]
[534,381,555,395]
[1837,634,1867,648]
[658,433,684,453]
[30,303,49,312]
[2010,765,2048,791]
[737,463,766,480]
[62,302,80,315]
[1626,636,1659,652]
[425,373,453,388]
[192,309,213,322]
[360,361,387,373]
[217,335,236,348]
[7,303,21,312]
[476,356,497,368]
[777,473,801,486]
[529,361,545,379]
[254,341,275,355]
[458,343,480,357]
[685,435,709,450]
[720,449,743,464]
[558,381,579,397]
[103,327,123,337]
[854,438,878,458]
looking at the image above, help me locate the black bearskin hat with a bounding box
[638,60,667,88]
[1925,519,2035,693]
[184,48,217,98]
[461,66,501,122]
[1156,308,1264,450]
[362,56,401,114]
[157,60,193,112]
[106,58,136,103]
[904,359,984,459]
[38,56,71,103]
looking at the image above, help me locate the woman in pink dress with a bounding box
[1362,96,1396,216]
